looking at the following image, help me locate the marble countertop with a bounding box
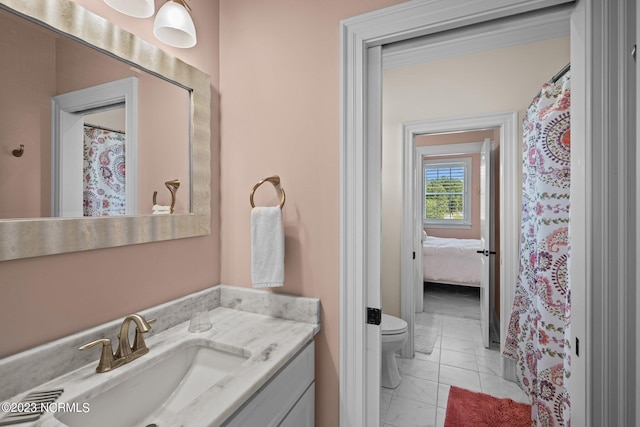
[0,285,320,427]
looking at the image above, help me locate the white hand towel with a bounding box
[251,206,284,288]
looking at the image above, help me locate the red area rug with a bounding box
[444,386,531,427]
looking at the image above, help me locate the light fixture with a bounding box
[153,0,197,48]
[104,0,154,18]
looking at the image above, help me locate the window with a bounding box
[423,158,471,227]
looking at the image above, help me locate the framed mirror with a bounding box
[0,0,211,261]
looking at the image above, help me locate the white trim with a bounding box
[399,113,518,370]
[51,77,139,217]
[363,45,382,426]
[636,0,640,420]
[577,0,637,425]
[417,141,484,156]
[383,4,572,70]
[340,2,577,426]
[424,223,472,229]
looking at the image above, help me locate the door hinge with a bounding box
[413,251,416,260]
[367,307,381,325]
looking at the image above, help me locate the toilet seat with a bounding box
[381,314,407,335]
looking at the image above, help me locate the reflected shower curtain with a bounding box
[503,72,571,427]
[83,126,126,216]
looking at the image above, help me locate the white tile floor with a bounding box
[380,313,530,427]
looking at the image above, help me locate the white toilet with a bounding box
[381,313,408,389]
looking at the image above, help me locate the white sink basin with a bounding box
[57,344,248,427]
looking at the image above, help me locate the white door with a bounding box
[479,138,492,348]
[414,146,424,313]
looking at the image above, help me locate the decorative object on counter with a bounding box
[104,0,197,49]
[152,179,180,214]
[79,314,154,373]
[188,311,212,333]
[11,144,24,157]
[250,176,285,288]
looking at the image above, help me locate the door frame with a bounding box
[340,0,637,426]
[400,113,518,380]
[51,77,139,216]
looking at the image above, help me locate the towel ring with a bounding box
[250,175,285,209]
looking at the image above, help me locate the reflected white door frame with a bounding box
[51,77,139,217]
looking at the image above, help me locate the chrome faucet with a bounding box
[80,314,154,373]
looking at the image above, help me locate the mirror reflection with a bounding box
[0,7,191,220]
[83,106,127,216]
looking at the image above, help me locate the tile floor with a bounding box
[380,284,530,427]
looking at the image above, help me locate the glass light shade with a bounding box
[104,0,154,18]
[153,1,197,48]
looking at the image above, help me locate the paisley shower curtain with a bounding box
[503,71,571,427]
[83,126,126,216]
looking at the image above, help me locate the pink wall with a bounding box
[218,0,405,425]
[0,13,55,218]
[1,1,410,425]
[0,0,220,358]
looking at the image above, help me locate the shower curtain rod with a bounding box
[550,63,570,83]
[532,63,570,101]
[84,123,125,134]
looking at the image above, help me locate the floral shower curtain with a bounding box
[83,126,126,216]
[503,71,571,427]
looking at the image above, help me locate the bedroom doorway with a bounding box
[393,111,521,374]
[411,134,495,352]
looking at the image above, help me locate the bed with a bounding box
[422,235,483,286]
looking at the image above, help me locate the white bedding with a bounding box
[422,236,482,286]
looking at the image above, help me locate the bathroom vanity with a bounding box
[223,341,315,427]
[0,285,320,427]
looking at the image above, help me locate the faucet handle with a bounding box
[79,338,115,373]
[132,318,155,353]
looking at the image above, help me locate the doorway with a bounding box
[384,31,572,379]
[341,0,637,426]
[404,131,498,356]
[338,1,598,426]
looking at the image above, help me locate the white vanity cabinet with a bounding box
[222,341,315,427]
